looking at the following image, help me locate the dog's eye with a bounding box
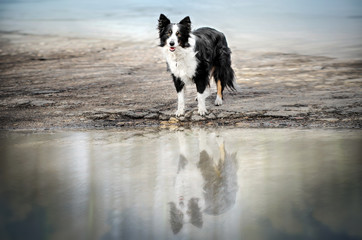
[167,30,172,36]
[176,31,181,37]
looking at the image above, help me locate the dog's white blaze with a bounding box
[163,34,198,86]
[166,24,179,48]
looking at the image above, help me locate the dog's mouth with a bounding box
[170,47,176,52]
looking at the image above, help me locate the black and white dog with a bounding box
[158,14,235,116]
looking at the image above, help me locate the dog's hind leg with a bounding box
[215,79,223,106]
[196,82,210,116]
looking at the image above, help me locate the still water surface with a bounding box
[0,0,362,58]
[0,128,361,240]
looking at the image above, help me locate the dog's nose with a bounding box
[169,41,175,46]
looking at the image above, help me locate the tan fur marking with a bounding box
[217,79,223,99]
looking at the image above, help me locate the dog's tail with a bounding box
[213,41,236,92]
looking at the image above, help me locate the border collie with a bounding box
[158,14,235,116]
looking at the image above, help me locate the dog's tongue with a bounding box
[170,47,176,52]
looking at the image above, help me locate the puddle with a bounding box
[0,129,361,240]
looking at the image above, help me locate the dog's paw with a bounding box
[215,95,223,106]
[175,109,185,117]
[198,108,208,116]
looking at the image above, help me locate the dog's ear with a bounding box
[179,16,191,32]
[158,14,171,34]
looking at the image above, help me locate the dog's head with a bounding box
[158,14,192,52]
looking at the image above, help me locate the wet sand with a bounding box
[0,32,361,130]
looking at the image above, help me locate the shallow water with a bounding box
[0,128,361,240]
[0,0,362,58]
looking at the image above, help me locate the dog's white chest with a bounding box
[164,47,198,85]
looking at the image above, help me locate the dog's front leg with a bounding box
[173,75,185,117]
[196,85,210,116]
[197,90,209,116]
[176,88,185,116]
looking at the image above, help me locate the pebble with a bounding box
[205,113,216,119]
[144,113,159,119]
[320,118,339,122]
[217,112,232,118]
[290,117,305,120]
[13,99,31,107]
[159,114,170,120]
[168,117,179,123]
[264,110,300,117]
[191,114,205,121]
[124,111,148,119]
[31,100,55,107]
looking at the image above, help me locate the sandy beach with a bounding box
[1,2,362,238]
[0,31,361,130]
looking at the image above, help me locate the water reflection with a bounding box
[0,129,361,240]
[169,132,238,234]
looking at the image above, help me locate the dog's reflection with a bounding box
[169,131,238,234]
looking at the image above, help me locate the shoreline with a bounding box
[0,32,361,130]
